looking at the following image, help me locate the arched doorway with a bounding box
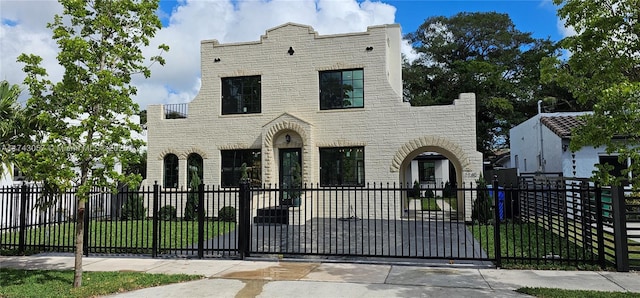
[391,136,483,221]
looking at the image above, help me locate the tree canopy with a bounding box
[17,0,168,287]
[542,0,640,189]
[0,80,23,177]
[404,12,583,155]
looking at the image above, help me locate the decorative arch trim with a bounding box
[185,147,208,159]
[157,149,181,160]
[389,136,471,172]
[262,119,312,184]
[263,121,309,145]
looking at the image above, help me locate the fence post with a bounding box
[83,198,90,257]
[152,182,159,258]
[18,183,28,254]
[611,185,629,272]
[594,183,605,268]
[492,176,502,268]
[238,180,251,259]
[197,183,205,259]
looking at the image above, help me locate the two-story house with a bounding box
[145,23,483,219]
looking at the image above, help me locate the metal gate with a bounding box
[240,183,493,263]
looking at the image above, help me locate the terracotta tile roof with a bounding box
[540,115,585,138]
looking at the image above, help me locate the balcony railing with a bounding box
[164,103,188,119]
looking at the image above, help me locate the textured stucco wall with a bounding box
[145,23,482,218]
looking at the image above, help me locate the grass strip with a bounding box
[0,268,202,298]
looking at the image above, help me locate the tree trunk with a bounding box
[73,204,85,287]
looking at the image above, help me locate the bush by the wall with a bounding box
[159,205,177,221]
[121,193,146,220]
[443,181,454,198]
[184,169,203,221]
[424,189,435,198]
[472,176,493,224]
[218,206,236,222]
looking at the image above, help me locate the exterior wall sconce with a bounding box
[214,58,221,62]
[288,47,295,55]
[285,134,291,143]
[366,46,373,51]
[562,144,569,152]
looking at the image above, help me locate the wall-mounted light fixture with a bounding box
[214,58,221,62]
[288,47,295,55]
[562,144,569,152]
[285,134,291,143]
[366,46,373,51]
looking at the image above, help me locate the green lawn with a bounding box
[0,268,202,298]
[442,197,458,210]
[468,222,600,269]
[420,198,441,211]
[1,220,235,254]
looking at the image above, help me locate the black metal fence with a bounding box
[1,179,637,271]
[0,183,239,258]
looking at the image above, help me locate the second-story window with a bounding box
[319,69,364,110]
[222,75,261,115]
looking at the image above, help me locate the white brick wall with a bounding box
[145,23,483,220]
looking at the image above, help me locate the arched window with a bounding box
[187,153,204,186]
[163,154,179,188]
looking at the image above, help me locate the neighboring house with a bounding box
[510,112,631,179]
[0,115,146,229]
[146,23,483,219]
[0,115,146,187]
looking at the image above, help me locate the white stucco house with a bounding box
[510,112,631,179]
[0,115,147,228]
[145,23,483,219]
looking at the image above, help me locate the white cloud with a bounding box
[557,17,577,38]
[1,0,409,109]
[401,39,421,63]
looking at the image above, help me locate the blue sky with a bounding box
[1,0,568,107]
[157,0,564,40]
[385,0,562,40]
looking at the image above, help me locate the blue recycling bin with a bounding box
[487,185,505,221]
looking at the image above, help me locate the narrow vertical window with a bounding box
[187,153,203,186]
[163,154,179,188]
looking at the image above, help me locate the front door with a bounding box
[279,148,301,206]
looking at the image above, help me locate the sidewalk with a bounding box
[1,255,639,297]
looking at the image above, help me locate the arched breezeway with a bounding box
[390,135,482,221]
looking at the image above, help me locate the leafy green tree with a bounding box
[16,0,168,287]
[542,0,640,190]
[404,12,581,154]
[0,80,23,176]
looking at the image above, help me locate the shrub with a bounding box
[218,206,236,222]
[443,181,454,198]
[407,180,421,198]
[424,189,434,198]
[121,193,146,220]
[159,205,177,221]
[184,169,202,221]
[472,176,493,224]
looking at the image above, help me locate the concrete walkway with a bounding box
[1,255,639,297]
